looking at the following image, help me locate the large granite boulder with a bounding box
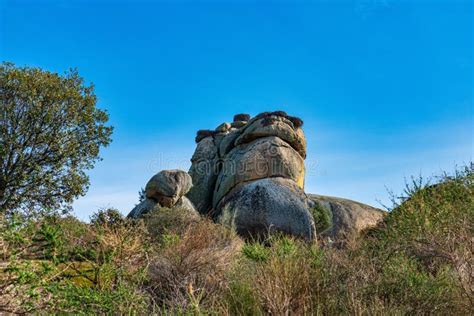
[145,169,192,207]
[235,114,307,158]
[128,169,198,219]
[217,178,316,240]
[308,194,387,245]
[213,136,305,208]
[187,137,220,214]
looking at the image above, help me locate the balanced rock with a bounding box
[128,169,197,219]
[215,122,231,133]
[145,169,192,207]
[233,113,250,122]
[129,110,386,244]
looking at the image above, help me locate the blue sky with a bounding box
[1,0,472,220]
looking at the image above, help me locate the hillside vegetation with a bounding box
[1,165,472,314]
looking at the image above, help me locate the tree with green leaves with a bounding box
[0,62,113,214]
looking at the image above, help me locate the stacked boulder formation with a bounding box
[187,111,316,240]
[128,169,198,219]
[128,111,386,243]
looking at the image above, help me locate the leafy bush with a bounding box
[310,201,332,234]
[144,205,199,247]
[90,207,124,227]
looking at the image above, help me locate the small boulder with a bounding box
[233,113,250,122]
[231,120,247,128]
[215,122,231,133]
[196,129,217,143]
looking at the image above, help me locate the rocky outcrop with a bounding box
[187,111,316,240]
[128,111,387,243]
[308,194,387,245]
[128,169,197,219]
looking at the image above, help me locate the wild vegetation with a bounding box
[0,62,112,215]
[0,165,472,314]
[1,63,472,314]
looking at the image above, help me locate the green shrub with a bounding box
[227,236,318,315]
[144,205,199,247]
[43,283,149,314]
[310,202,332,233]
[359,164,474,313]
[90,207,124,227]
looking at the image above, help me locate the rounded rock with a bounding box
[235,115,307,159]
[145,169,193,207]
[233,113,251,122]
[215,122,231,133]
[217,177,316,240]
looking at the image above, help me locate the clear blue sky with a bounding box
[1,0,472,220]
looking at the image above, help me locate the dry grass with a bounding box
[148,218,242,313]
[1,166,472,314]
